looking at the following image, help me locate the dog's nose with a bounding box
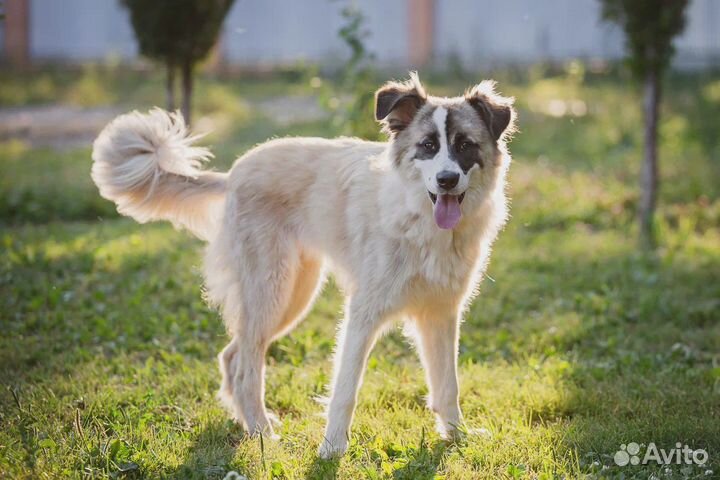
[436,171,460,190]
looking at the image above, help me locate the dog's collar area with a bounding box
[428,191,465,204]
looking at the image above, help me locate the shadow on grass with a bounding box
[390,440,448,480]
[304,456,340,480]
[456,240,720,476]
[170,419,244,480]
[1,221,218,386]
[464,236,720,362]
[552,360,720,477]
[301,440,447,479]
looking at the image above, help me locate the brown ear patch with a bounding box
[375,72,428,135]
[465,81,516,142]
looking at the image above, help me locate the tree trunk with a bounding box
[166,60,176,111]
[180,61,193,126]
[639,69,660,249]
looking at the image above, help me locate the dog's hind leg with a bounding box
[271,252,326,341]
[218,338,241,421]
[217,250,325,437]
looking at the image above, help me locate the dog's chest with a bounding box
[401,230,480,295]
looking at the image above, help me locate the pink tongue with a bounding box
[433,194,462,229]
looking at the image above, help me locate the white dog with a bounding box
[91,73,515,458]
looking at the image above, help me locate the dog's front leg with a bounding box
[319,298,386,459]
[414,312,464,440]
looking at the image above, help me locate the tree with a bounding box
[600,0,689,248]
[121,0,235,125]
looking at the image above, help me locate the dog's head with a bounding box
[376,73,515,230]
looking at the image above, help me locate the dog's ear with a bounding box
[465,81,516,142]
[375,72,427,135]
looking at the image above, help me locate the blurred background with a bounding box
[2,0,719,68]
[1,1,718,479]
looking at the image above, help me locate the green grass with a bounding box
[1,65,719,479]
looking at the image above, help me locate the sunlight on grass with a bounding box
[2,214,717,478]
[1,66,719,479]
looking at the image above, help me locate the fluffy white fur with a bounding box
[91,108,226,241]
[91,76,515,458]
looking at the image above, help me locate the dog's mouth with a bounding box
[428,191,465,230]
[428,191,465,205]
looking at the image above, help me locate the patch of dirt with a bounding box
[255,95,328,126]
[0,96,328,150]
[0,105,123,150]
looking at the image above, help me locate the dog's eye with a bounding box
[422,140,437,151]
[458,140,475,152]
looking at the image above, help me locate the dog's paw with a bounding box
[318,438,348,459]
[437,420,467,443]
[246,422,280,441]
[247,429,280,442]
[266,410,282,428]
[439,423,492,443]
[440,427,464,443]
[264,431,281,442]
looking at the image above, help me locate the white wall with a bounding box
[30,0,136,60]
[434,0,624,66]
[14,0,720,69]
[221,0,407,66]
[675,0,720,67]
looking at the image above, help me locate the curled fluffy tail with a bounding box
[91,108,227,241]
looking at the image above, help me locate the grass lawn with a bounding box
[1,65,719,479]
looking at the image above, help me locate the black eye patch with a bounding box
[446,113,484,173]
[450,136,482,172]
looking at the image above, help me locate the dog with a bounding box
[91,73,515,458]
